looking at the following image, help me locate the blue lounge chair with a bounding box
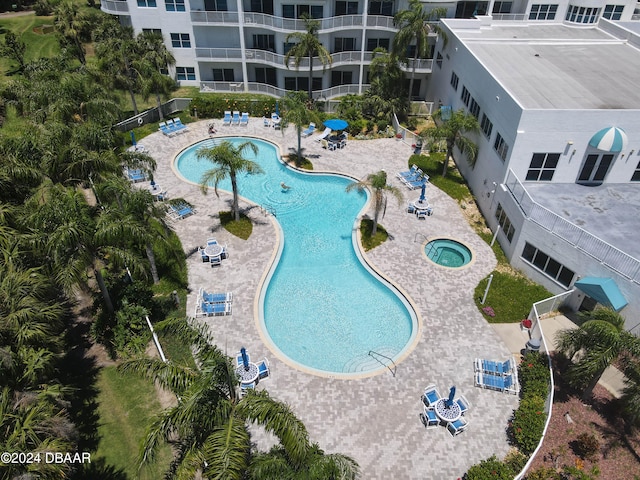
[397,164,418,180]
[257,358,270,379]
[201,290,232,304]
[203,302,231,316]
[173,118,188,132]
[127,168,147,183]
[446,417,469,436]
[240,112,249,126]
[169,203,195,220]
[475,371,518,394]
[419,407,439,428]
[302,123,316,137]
[422,384,441,407]
[158,122,175,137]
[231,111,240,125]
[406,177,427,190]
[475,357,514,376]
[222,111,232,126]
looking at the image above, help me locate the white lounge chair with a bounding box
[314,127,332,142]
[474,357,514,376]
[302,122,316,137]
[240,112,249,126]
[222,111,232,126]
[231,111,240,125]
[475,371,519,394]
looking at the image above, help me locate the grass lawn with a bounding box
[94,366,172,479]
[220,211,253,239]
[408,153,471,202]
[359,218,389,250]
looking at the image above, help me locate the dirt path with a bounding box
[0,10,34,18]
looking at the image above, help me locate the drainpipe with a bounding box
[238,2,249,91]
[358,0,369,95]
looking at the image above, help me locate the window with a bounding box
[480,113,493,139]
[529,4,558,19]
[285,76,322,92]
[283,42,295,54]
[369,0,393,15]
[252,34,275,51]
[494,133,509,161]
[283,4,323,18]
[461,86,471,107]
[142,28,162,36]
[522,243,575,287]
[138,0,157,6]
[603,4,624,19]
[336,1,358,15]
[577,154,614,185]
[331,70,353,86]
[282,4,294,17]
[250,0,274,14]
[204,0,227,11]
[492,1,512,13]
[469,98,480,119]
[334,37,356,52]
[170,33,191,48]
[565,5,601,23]
[165,0,185,11]
[632,160,640,181]
[526,153,560,181]
[495,203,515,243]
[176,67,195,80]
[450,71,459,91]
[367,38,390,51]
[255,67,277,86]
[212,68,234,81]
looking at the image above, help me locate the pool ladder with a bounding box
[260,203,276,217]
[368,350,397,377]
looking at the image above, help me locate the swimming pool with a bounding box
[175,137,416,376]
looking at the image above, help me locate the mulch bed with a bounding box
[527,354,640,479]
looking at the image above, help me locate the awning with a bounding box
[574,277,628,311]
[588,127,627,153]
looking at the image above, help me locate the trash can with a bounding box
[414,140,423,155]
[525,338,541,353]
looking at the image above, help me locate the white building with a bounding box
[427,17,640,330]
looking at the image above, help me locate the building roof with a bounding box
[447,21,640,110]
[524,182,640,260]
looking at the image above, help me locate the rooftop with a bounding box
[445,20,640,110]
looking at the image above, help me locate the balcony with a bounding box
[197,48,368,69]
[199,81,366,99]
[191,10,240,24]
[101,0,129,14]
[190,11,375,31]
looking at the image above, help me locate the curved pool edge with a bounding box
[421,236,477,270]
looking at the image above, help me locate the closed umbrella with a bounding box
[241,347,249,371]
[419,182,426,203]
[446,385,456,407]
[130,131,137,147]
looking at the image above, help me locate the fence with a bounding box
[392,113,420,147]
[514,290,574,479]
[115,98,193,132]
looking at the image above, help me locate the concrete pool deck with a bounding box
[139,118,520,478]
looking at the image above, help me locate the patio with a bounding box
[140,117,519,479]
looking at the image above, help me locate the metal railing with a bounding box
[392,113,420,147]
[100,0,129,13]
[115,98,192,131]
[199,81,365,101]
[368,350,397,377]
[505,170,640,283]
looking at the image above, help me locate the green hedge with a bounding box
[190,94,277,120]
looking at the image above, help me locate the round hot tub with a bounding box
[424,238,473,268]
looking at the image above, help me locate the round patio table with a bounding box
[204,244,223,258]
[236,363,259,385]
[434,398,462,423]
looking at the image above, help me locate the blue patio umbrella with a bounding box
[446,385,456,407]
[323,119,348,131]
[419,182,426,202]
[240,347,249,370]
[130,131,137,146]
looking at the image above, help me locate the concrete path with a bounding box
[139,118,520,479]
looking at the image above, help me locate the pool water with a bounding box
[425,239,473,268]
[175,138,415,375]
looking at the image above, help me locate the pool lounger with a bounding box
[195,301,232,317]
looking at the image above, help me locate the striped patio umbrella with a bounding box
[588,127,627,152]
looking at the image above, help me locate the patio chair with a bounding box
[207,238,218,246]
[407,202,416,214]
[232,111,240,125]
[240,112,249,126]
[455,394,471,414]
[302,122,316,137]
[422,384,441,407]
[156,191,168,202]
[419,407,439,428]
[209,255,222,267]
[223,111,232,126]
[169,203,195,220]
[199,247,209,262]
[446,417,469,437]
[475,357,514,376]
[321,139,336,151]
[221,244,229,259]
[257,358,270,379]
[240,382,255,396]
[263,116,270,127]
[315,127,332,142]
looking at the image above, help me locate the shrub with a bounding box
[464,455,514,480]
[510,395,547,455]
[525,466,561,480]
[572,432,600,460]
[503,449,528,473]
[519,351,551,399]
[113,303,150,358]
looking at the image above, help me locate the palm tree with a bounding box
[392,1,447,100]
[280,91,316,166]
[135,31,176,121]
[196,140,264,221]
[620,360,640,428]
[284,16,332,100]
[421,108,480,177]
[555,308,640,400]
[345,170,403,237]
[119,318,312,479]
[54,1,91,65]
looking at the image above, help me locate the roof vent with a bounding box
[534,53,540,57]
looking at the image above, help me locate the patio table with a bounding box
[434,398,462,423]
[236,363,259,385]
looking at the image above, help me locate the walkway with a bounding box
[140,118,520,479]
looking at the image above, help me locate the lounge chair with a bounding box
[405,176,428,190]
[314,127,332,142]
[223,111,232,126]
[195,301,231,317]
[158,122,175,137]
[455,395,471,414]
[422,384,441,407]
[475,371,519,394]
[232,111,240,125]
[419,407,439,428]
[446,417,469,437]
[173,118,188,132]
[321,139,336,151]
[302,123,316,137]
[126,168,147,183]
[397,164,418,180]
[200,288,233,304]
[165,119,181,134]
[169,203,195,220]
[240,112,249,126]
[263,117,270,127]
[257,358,270,379]
[475,357,514,376]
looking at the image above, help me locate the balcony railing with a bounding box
[505,170,640,283]
[199,81,366,100]
[191,10,240,24]
[195,47,243,60]
[366,15,396,29]
[101,0,129,13]
[191,11,381,30]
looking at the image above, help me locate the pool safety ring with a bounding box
[137,117,144,125]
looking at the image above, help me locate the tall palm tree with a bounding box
[422,108,480,177]
[54,1,90,65]
[135,31,176,121]
[345,170,403,237]
[284,16,332,100]
[280,91,316,166]
[620,360,640,428]
[119,318,312,479]
[555,308,640,400]
[393,1,447,100]
[196,140,264,221]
